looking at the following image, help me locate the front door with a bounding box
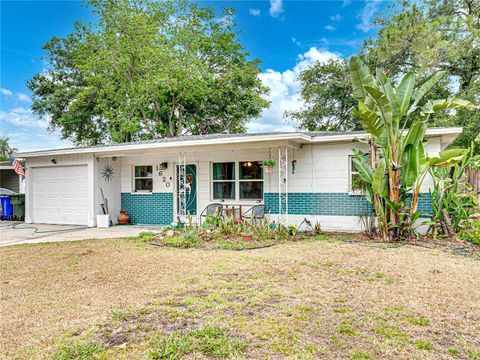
[177,164,197,215]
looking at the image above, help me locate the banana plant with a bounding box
[348,56,475,241]
[427,144,480,237]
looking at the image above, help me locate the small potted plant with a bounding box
[241,228,253,242]
[263,159,277,173]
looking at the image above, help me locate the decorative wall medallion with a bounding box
[102,164,114,182]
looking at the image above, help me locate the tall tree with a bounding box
[28,0,269,146]
[291,0,479,150]
[0,137,17,161]
[363,0,479,150]
[286,59,360,131]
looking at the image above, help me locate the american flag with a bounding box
[8,153,25,176]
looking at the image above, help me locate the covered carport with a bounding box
[0,161,22,193]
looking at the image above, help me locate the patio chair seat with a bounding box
[243,204,265,223]
[199,203,223,224]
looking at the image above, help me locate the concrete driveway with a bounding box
[0,221,162,247]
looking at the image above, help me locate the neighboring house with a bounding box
[0,160,23,194]
[15,127,462,231]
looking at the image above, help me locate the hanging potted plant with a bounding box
[263,159,277,173]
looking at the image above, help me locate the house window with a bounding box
[349,155,363,192]
[133,165,153,192]
[239,161,263,199]
[212,162,235,199]
[211,161,264,201]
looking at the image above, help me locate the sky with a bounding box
[0,0,388,152]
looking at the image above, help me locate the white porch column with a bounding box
[87,155,98,227]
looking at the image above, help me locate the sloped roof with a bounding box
[15,127,462,158]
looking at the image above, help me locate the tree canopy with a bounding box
[286,59,360,131]
[0,137,17,161]
[28,0,269,146]
[291,0,479,150]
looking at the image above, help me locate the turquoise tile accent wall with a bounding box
[264,193,432,216]
[121,193,173,225]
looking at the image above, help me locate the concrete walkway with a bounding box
[0,221,163,247]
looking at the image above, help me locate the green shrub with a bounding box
[458,222,480,245]
[137,231,157,242]
[163,233,201,248]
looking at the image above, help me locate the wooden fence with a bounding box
[466,167,480,200]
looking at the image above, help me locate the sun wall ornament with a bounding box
[101,164,114,182]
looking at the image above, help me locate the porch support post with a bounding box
[278,146,288,225]
[177,152,187,218]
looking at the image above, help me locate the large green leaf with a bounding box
[396,71,415,116]
[403,144,417,188]
[407,71,445,115]
[449,98,476,109]
[417,141,428,174]
[351,149,374,185]
[349,56,373,102]
[402,121,427,151]
[372,157,388,197]
[363,85,393,124]
[376,68,399,120]
[429,148,467,167]
[352,108,384,137]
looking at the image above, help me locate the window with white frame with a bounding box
[212,162,235,200]
[211,161,264,201]
[239,161,263,199]
[349,155,365,192]
[133,165,153,192]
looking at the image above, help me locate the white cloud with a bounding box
[324,25,336,31]
[17,92,31,102]
[0,107,49,129]
[269,0,284,18]
[249,8,261,17]
[357,0,381,32]
[248,47,340,133]
[0,88,13,96]
[0,130,68,152]
[330,14,343,22]
[291,36,301,46]
[343,0,352,6]
[0,107,69,152]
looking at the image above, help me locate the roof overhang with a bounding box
[15,127,463,159]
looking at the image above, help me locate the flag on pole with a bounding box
[8,153,25,176]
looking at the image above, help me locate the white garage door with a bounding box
[32,165,89,225]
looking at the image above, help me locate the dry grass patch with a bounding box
[1,235,479,359]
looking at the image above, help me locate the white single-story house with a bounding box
[15,127,462,231]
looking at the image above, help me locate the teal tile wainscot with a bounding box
[264,193,432,216]
[121,193,174,225]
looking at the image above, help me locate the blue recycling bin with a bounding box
[0,196,13,220]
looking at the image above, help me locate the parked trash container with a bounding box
[0,196,13,220]
[9,194,25,221]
